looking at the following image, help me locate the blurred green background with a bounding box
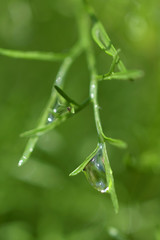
[0,0,160,239]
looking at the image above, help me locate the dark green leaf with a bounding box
[54,85,79,106]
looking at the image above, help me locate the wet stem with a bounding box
[19,41,83,166]
[78,7,119,213]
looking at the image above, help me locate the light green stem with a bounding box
[0,48,69,61]
[79,5,119,213]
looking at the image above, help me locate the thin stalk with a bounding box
[79,7,119,213]
[79,11,103,142]
[0,48,69,61]
[18,41,83,166]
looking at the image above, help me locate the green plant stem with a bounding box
[79,6,119,213]
[18,41,83,166]
[20,97,90,138]
[97,69,144,81]
[0,48,69,61]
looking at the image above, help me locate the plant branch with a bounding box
[97,70,144,81]
[0,48,69,61]
[20,97,90,138]
[18,41,83,166]
[79,5,119,213]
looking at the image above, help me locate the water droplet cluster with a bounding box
[47,99,70,124]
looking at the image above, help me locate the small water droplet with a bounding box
[47,113,54,124]
[56,77,61,84]
[91,93,94,99]
[18,155,26,167]
[18,160,23,166]
[29,147,33,152]
[47,98,71,124]
[47,100,59,124]
[83,146,108,193]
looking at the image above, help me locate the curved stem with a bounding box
[0,48,69,61]
[18,41,83,166]
[20,97,90,138]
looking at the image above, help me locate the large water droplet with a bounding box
[83,147,108,193]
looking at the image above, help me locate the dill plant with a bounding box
[0,0,143,213]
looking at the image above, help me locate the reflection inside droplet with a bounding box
[18,160,23,167]
[47,100,60,124]
[83,147,108,193]
[18,155,27,167]
[47,114,54,123]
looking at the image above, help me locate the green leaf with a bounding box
[92,22,116,57]
[91,21,126,72]
[98,70,144,81]
[69,145,99,176]
[102,134,127,149]
[107,49,121,74]
[101,143,119,213]
[20,116,66,138]
[54,85,79,106]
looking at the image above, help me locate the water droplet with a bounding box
[91,84,95,89]
[47,100,59,124]
[91,93,94,99]
[18,155,27,167]
[83,146,108,193]
[56,77,61,85]
[29,147,33,152]
[18,160,23,166]
[47,99,71,124]
[47,113,54,124]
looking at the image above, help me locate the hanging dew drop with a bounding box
[47,98,72,124]
[83,146,108,193]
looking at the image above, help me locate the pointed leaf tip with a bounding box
[69,162,87,176]
[69,168,80,176]
[69,146,99,177]
[102,134,127,149]
[54,85,79,106]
